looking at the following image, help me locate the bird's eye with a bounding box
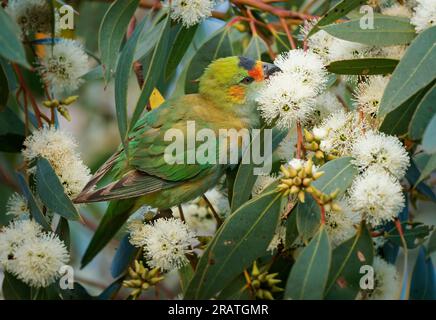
[240,76,254,84]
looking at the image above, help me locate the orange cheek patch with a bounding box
[248,62,264,82]
[228,85,246,103]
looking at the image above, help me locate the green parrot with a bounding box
[74,56,280,266]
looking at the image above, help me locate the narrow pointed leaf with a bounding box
[99,0,140,81]
[321,15,416,46]
[422,115,436,154]
[325,222,374,299]
[409,83,436,140]
[185,191,282,299]
[36,157,80,220]
[0,7,30,68]
[327,58,399,75]
[284,227,331,300]
[243,35,268,60]
[379,26,436,116]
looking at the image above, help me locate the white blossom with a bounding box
[381,4,412,18]
[274,49,328,94]
[275,132,295,162]
[353,76,390,114]
[170,0,214,27]
[411,0,436,33]
[299,19,335,63]
[351,131,410,179]
[127,219,150,248]
[38,39,89,95]
[365,256,401,300]
[0,220,42,271]
[328,38,373,62]
[257,72,316,129]
[6,0,52,37]
[315,110,365,156]
[143,218,197,271]
[348,168,405,227]
[252,174,277,196]
[6,193,29,217]
[325,199,359,247]
[312,92,344,124]
[12,233,69,288]
[22,126,91,198]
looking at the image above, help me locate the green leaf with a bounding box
[0,60,9,111]
[217,274,251,300]
[16,173,51,230]
[326,58,399,75]
[379,85,430,136]
[81,199,135,268]
[114,15,156,151]
[99,0,140,81]
[285,207,299,248]
[284,227,331,300]
[417,153,436,185]
[231,128,287,211]
[36,157,80,221]
[422,115,436,154]
[179,264,194,294]
[0,107,25,152]
[312,157,358,194]
[98,278,123,300]
[386,222,433,249]
[165,25,198,79]
[409,84,436,140]
[2,272,31,300]
[410,246,436,300]
[0,7,30,68]
[129,16,171,129]
[379,26,436,116]
[321,15,416,46]
[427,230,436,257]
[185,191,282,299]
[325,222,374,299]
[296,195,321,242]
[243,34,268,60]
[185,27,234,94]
[309,0,364,36]
[55,217,70,251]
[111,233,139,278]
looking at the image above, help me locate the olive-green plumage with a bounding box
[76,56,280,266]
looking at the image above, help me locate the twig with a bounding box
[177,205,185,223]
[202,194,223,228]
[280,17,296,49]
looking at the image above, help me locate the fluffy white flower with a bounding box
[315,110,364,156]
[351,131,410,179]
[6,0,52,36]
[143,218,197,271]
[365,256,401,300]
[0,220,42,270]
[325,199,359,247]
[348,168,405,227]
[252,174,277,196]
[127,219,150,248]
[299,20,336,63]
[22,126,91,198]
[380,45,408,60]
[328,38,373,61]
[170,0,214,27]
[257,72,316,129]
[312,92,344,124]
[13,233,69,288]
[411,0,436,33]
[6,193,29,217]
[381,4,412,18]
[274,49,328,94]
[38,39,89,95]
[353,76,390,114]
[275,132,295,162]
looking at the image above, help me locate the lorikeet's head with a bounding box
[199,56,280,107]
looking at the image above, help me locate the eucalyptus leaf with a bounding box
[326,58,398,75]
[422,115,436,154]
[36,157,80,221]
[111,233,139,278]
[322,15,416,46]
[0,7,30,68]
[0,107,25,152]
[379,26,436,116]
[284,227,331,300]
[325,223,374,299]
[243,35,268,60]
[409,84,436,140]
[185,191,282,299]
[2,272,31,300]
[386,222,433,249]
[99,0,140,81]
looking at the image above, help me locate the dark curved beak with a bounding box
[262,63,281,79]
